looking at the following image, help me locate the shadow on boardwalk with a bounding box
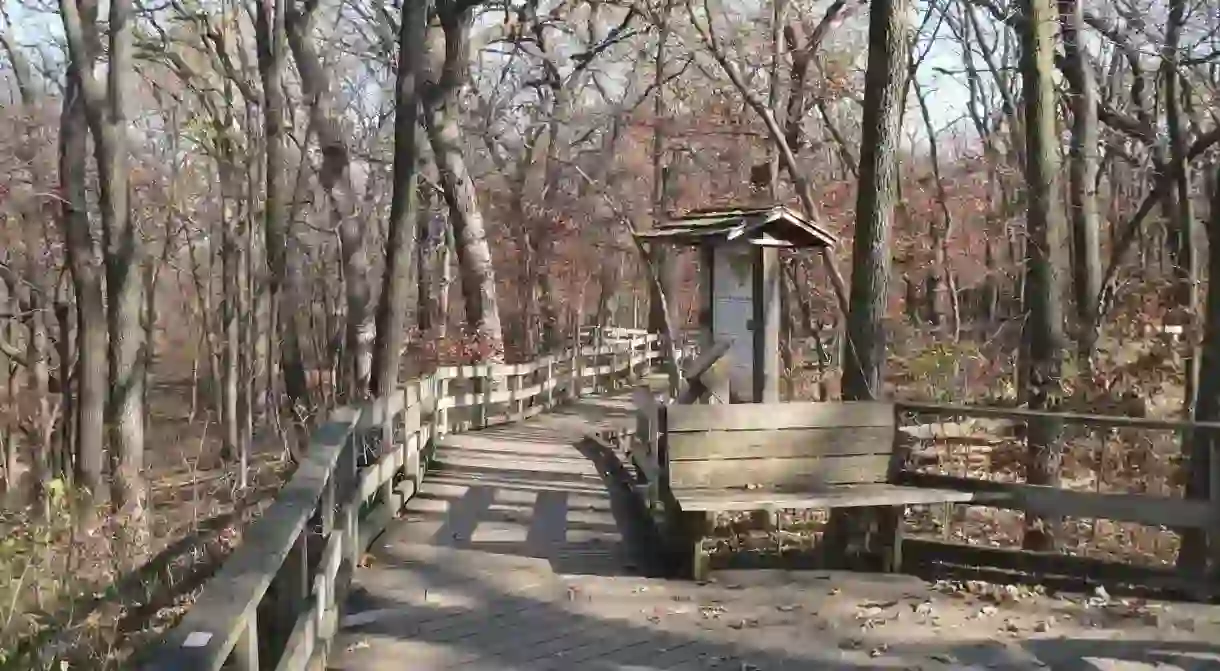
[328,392,1220,671]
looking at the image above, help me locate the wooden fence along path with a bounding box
[139,331,662,671]
[140,327,1220,671]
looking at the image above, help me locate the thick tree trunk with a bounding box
[1164,0,1206,572]
[830,0,909,563]
[841,0,908,401]
[370,0,427,397]
[1018,0,1068,552]
[1194,164,1220,577]
[287,5,373,399]
[422,3,504,361]
[61,0,148,553]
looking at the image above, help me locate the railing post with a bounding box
[233,612,259,671]
[543,356,555,408]
[341,427,360,573]
[406,382,422,485]
[507,370,520,420]
[474,366,489,429]
[572,339,583,400]
[594,326,605,393]
[436,376,449,436]
[379,401,395,532]
[1209,424,1220,577]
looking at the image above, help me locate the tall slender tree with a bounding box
[1018,0,1068,551]
[371,0,429,397]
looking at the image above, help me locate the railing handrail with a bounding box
[895,400,1220,432]
[139,330,663,671]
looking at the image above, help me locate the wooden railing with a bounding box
[893,402,1220,591]
[139,331,661,671]
[630,374,1220,593]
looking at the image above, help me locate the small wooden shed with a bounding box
[635,205,838,403]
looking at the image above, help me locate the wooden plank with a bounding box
[898,472,1217,530]
[666,401,894,432]
[896,400,1220,432]
[668,454,890,489]
[672,483,1001,512]
[666,426,894,460]
[752,244,780,403]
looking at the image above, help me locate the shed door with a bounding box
[711,244,754,402]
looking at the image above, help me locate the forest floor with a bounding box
[0,374,293,670]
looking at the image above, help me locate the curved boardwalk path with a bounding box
[327,391,1220,671]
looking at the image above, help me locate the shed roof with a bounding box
[634,205,838,249]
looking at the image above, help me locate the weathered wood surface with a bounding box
[673,484,995,512]
[666,425,895,460]
[899,472,1218,530]
[665,401,895,432]
[668,454,892,490]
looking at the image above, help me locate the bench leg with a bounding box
[877,505,904,573]
[670,510,711,581]
[822,511,851,569]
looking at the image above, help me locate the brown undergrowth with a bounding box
[730,323,1197,576]
[0,380,291,670]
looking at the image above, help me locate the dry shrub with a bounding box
[0,451,289,670]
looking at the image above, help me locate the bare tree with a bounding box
[287,0,374,399]
[1017,0,1067,552]
[371,0,428,396]
[1057,0,1101,361]
[255,0,312,444]
[60,0,148,550]
[422,1,506,360]
[841,0,909,402]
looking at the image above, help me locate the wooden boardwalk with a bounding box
[327,391,1220,671]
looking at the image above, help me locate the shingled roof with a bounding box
[633,205,838,249]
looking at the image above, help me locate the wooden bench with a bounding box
[632,396,1001,580]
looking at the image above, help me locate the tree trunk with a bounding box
[220,143,241,465]
[54,295,73,483]
[827,0,908,564]
[57,40,105,517]
[1194,162,1220,577]
[1058,0,1102,361]
[1164,0,1205,573]
[913,78,961,341]
[1,281,16,497]
[370,0,428,397]
[287,4,373,400]
[256,0,310,446]
[841,0,908,402]
[422,3,504,361]
[1018,0,1068,552]
[649,0,680,388]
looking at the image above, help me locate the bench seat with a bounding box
[630,396,1000,580]
[672,483,1004,512]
